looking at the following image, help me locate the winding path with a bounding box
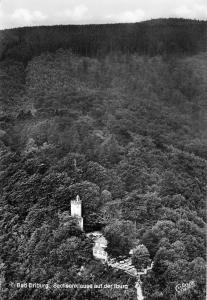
[87,231,153,300]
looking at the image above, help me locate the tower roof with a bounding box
[71,195,81,203]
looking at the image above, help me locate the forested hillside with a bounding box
[0,19,206,300]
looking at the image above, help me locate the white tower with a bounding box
[71,195,83,230]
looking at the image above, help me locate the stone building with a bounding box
[71,195,83,231]
[93,233,108,262]
[86,232,108,262]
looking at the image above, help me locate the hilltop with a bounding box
[0,18,207,62]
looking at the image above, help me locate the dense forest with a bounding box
[0,19,206,299]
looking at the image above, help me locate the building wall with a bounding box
[93,246,108,261]
[71,201,82,218]
[77,217,83,231]
[93,234,108,261]
[70,196,83,230]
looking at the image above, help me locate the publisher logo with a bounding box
[175,281,195,295]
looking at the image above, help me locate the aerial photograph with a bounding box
[0,0,206,299]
